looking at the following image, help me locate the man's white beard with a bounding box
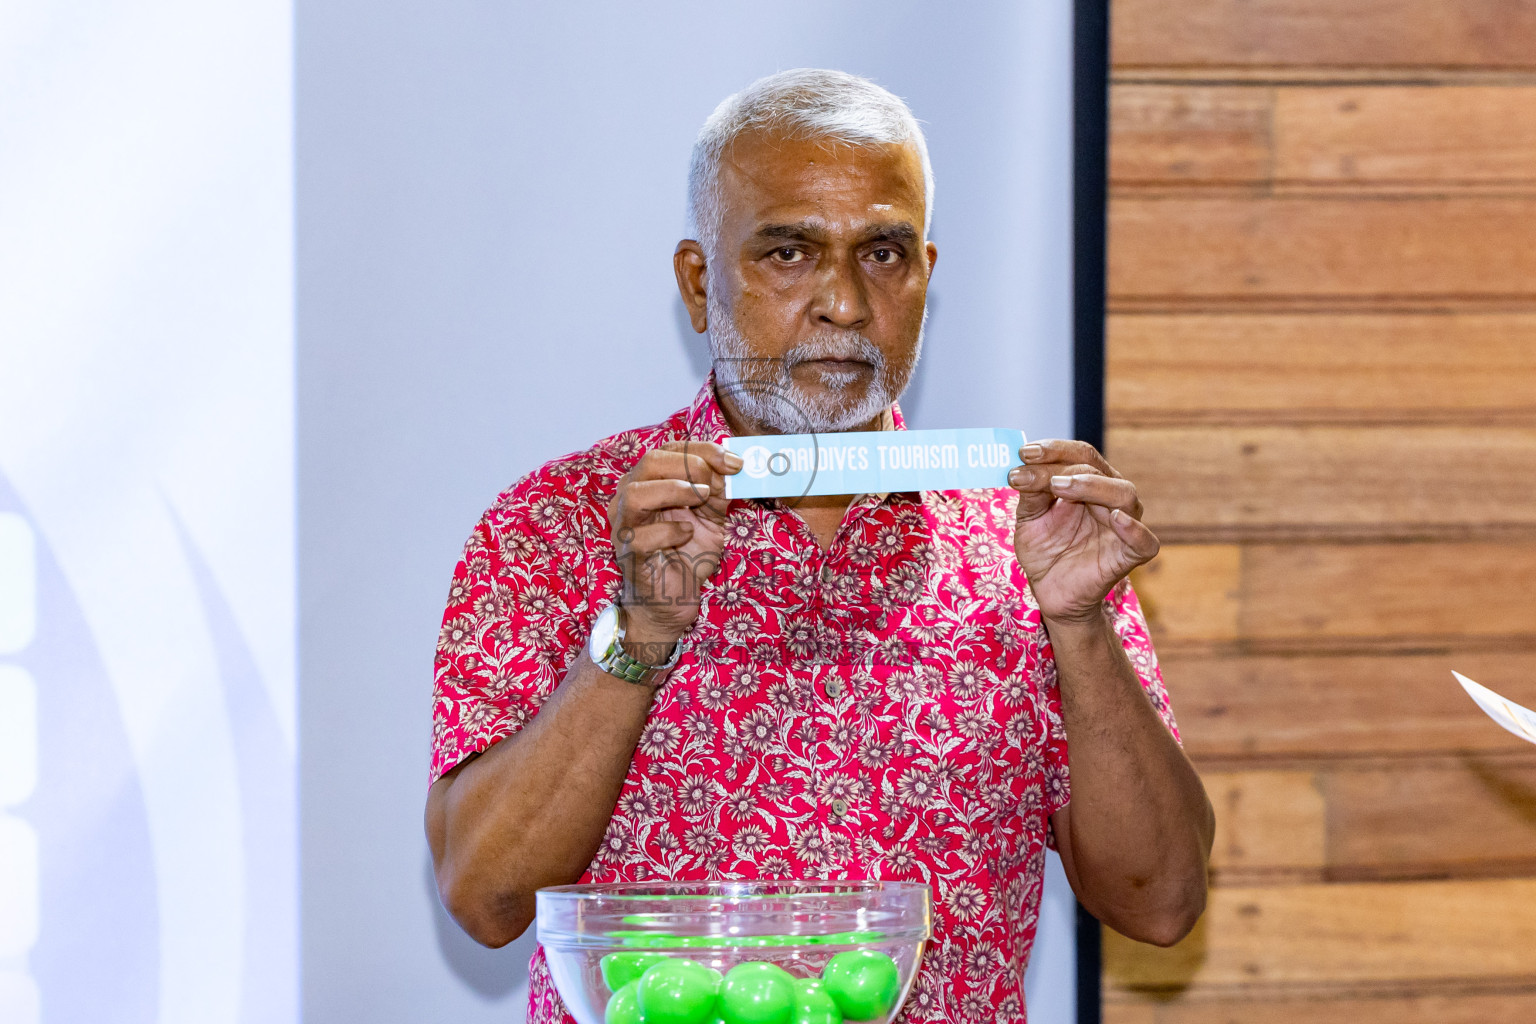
[707,290,924,434]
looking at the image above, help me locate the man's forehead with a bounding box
[719,131,925,212]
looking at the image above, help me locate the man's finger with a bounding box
[1048,474,1143,519]
[694,488,733,528]
[1110,508,1161,562]
[618,520,695,557]
[656,439,744,477]
[1009,463,1101,522]
[1009,463,1102,493]
[1020,440,1119,479]
[1009,470,1055,521]
[633,448,721,488]
[613,478,711,528]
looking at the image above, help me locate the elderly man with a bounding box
[426,69,1213,1023]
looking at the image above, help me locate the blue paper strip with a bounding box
[724,427,1028,499]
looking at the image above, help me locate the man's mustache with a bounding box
[782,334,885,370]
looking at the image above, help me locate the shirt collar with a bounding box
[684,372,736,444]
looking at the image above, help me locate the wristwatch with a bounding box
[588,601,681,688]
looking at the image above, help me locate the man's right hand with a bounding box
[607,440,741,652]
[430,438,741,946]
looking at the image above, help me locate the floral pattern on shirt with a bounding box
[431,378,1177,1024]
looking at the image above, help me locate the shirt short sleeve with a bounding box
[1038,577,1178,827]
[1108,577,1180,741]
[429,480,608,785]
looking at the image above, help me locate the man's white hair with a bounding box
[687,68,934,259]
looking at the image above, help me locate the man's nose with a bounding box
[809,252,872,330]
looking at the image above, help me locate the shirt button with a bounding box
[831,798,849,818]
[825,679,845,700]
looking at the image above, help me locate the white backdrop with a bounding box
[0,2,1083,1022]
[0,2,294,1022]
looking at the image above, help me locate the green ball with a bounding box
[602,952,673,993]
[821,951,900,1021]
[719,962,796,1024]
[793,978,837,1008]
[637,958,722,1024]
[792,1003,842,1024]
[792,978,843,1024]
[605,980,643,1024]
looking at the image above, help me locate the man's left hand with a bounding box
[1008,440,1160,623]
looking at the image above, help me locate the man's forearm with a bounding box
[1045,606,1214,946]
[425,650,656,946]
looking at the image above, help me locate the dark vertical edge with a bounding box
[1072,0,1111,1022]
[1074,901,1104,1024]
[1073,0,1109,454]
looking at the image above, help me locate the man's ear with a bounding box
[673,241,710,333]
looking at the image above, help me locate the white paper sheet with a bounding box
[1453,671,1536,746]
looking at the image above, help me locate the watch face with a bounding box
[589,602,619,661]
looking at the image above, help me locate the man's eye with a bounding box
[870,248,898,264]
[773,247,804,263]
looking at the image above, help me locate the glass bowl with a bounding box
[536,880,932,1024]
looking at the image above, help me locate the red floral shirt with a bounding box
[431,378,1177,1023]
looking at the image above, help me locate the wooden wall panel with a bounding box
[1111,85,1536,188]
[1131,543,1536,646]
[1103,878,1536,990]
[1191,758,1536,884]
[1104,3,1536,1019]
[1109,425,1536,540]
[1203,770,1325,878]
[1112,0,1536,70]
[1128,545,1240,644]
[1109,196,1536,303]
[1111,86,1271,185]
[1107,313,1536,424]
[1325,755,1536,880]
[1157,650,1536,758]
[1104,1005,1157,1024]
[1107,991,1536,1024]
[1274,87,1536,186]
[1241,543,1536,643]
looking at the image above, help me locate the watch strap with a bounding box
[592,603,681,687]
[603,645,675,685]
